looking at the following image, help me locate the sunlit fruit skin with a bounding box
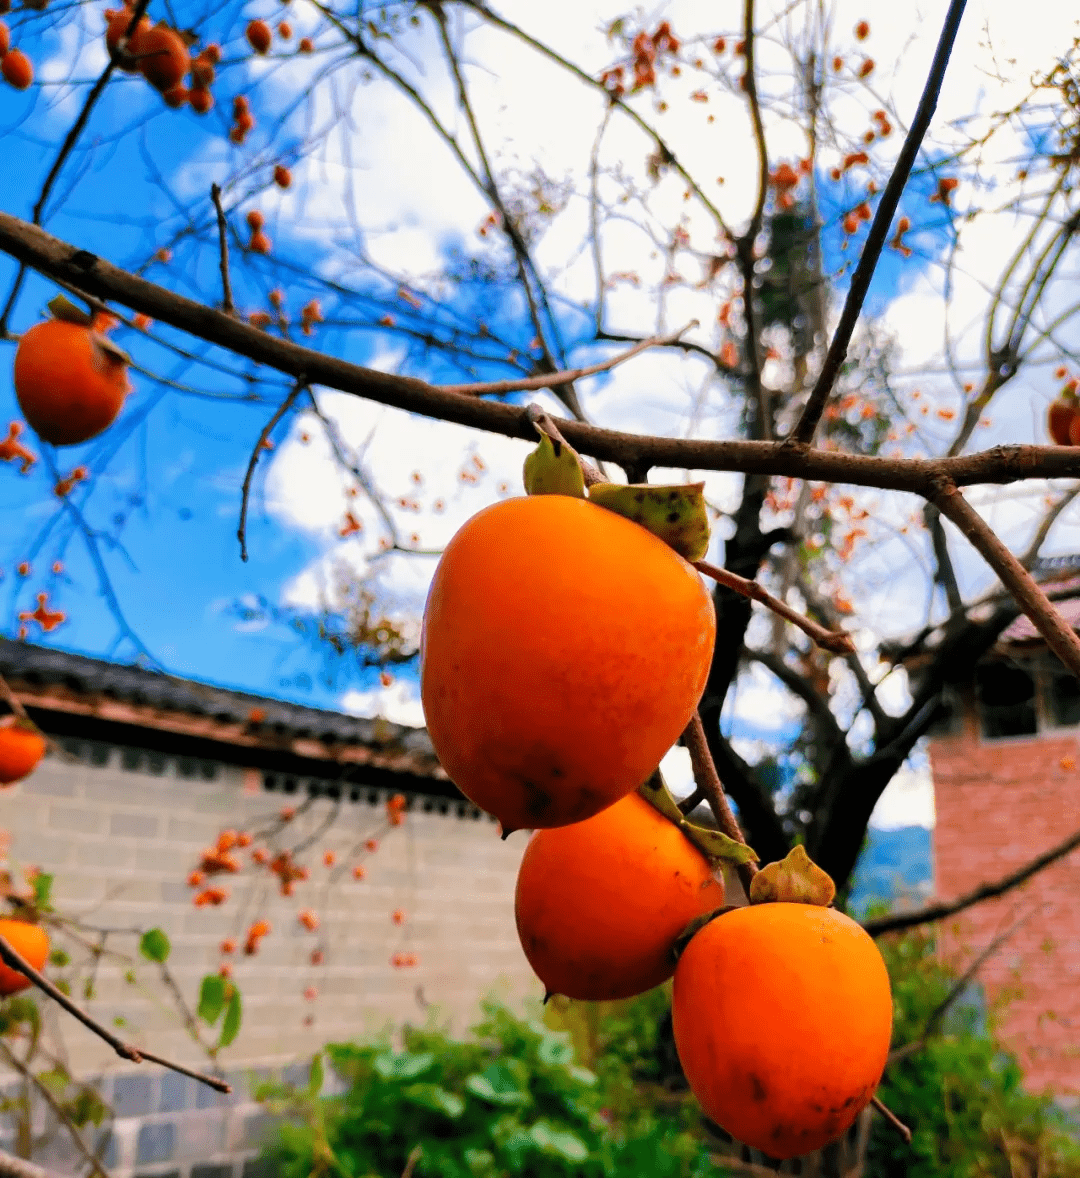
[137,25,189,92]
[14,319,131,445]
[515,791,724,1000]
[0,724,46,785]
[673,904,892,1160]
[0,920,49,996]
[420,495,716,831]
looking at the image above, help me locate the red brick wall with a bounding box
[931,726,1080,1095]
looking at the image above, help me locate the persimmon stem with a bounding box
[870,1095,912,1144]
[683,712,758,897]
[0,934,230,1094]
[693,560,854,655]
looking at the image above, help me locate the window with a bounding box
[975,661,1037,740]
[1045,667,1080,728]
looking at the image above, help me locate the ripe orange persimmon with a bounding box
[515,791,724,1000]
[104,6,149,69]
[138,24,189,92]
[420,495,715,831]
[673,904,892,1159]
[246,19,271,54]
[0,920,49,995]
[0,721,46,785]
[0,20,9,55]
[1050,391,1079,445]
[14,318,131,445]
[274,164,292,189]
[2,47,32,89]
[189,86,213,114]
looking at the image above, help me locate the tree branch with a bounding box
[790,0,969,444]
[863,825,1080,936]
[209,184,235,318]
[3,214,1080,489]
[931,478,1080,677]
[238,382,306,561]
[0,935,230,1094]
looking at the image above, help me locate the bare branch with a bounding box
[931,478,1080,677]
[209,184,236,318]
[4,214,1080,490]
[863,825,1080,937]
[442,322,698,397]
[695,560,855,654]
[238,383,306,562]
[790,0,969,444]
[870,1095,912,1144]
[0,935,230,1094]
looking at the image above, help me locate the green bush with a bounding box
[869,929,1080,1178]
[257,997,721,1178]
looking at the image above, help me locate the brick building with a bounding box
[0,639,539,1178]
[928,582,1080,1097]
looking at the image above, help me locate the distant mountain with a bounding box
[847,825,934,918]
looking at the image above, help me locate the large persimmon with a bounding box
[0,919,49,996]
[420,495,715,831]
[14,318,131,445]
[137,24,189,93]
[0,720,46,785]
[515,790,724,1000]
[673,904,892,1159]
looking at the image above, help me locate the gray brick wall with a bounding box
[0,741,541,1177]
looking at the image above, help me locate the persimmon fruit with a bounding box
[673,904,892,1159]
[246,19,271,54]
[515,791,724,1000]
[0,721,46,785]
[14,318,131,445]
[137,24,189,92]
[2,47,32,89]
[420,495,715,831]
[0,20,9,55]
[189,86,213,114]
[104,6,149,68]
[0,920,49,996]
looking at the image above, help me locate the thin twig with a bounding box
[870,1095,912,1144]
[237,383,305,561]
[442,322,698,397]
[0,935,230,1094]
[683,712,758,897]
[209,184,235,317]
[931,478,1080,677]
[863,825,1080,937]
[694,561,855,655]
[401,1145,422,1178]
[790,0,969,444]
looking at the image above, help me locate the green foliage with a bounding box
[869,929,1080,1178]
[258,997,720,1178]
[139,928,171,963]
[197,973,242,1049]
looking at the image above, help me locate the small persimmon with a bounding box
[1048,391,1078,446]
[273,164,291,189]
[104,6,149,69]
[420,495,716,832]
[249,230,271,254]
[190,56,215,86]
[162,84,188,108]
[246,19,271,54]
[2,48,32,90]
[14,318,130,445]
[137,24,189,92]
[297,36,313,52]
[189,86,213,114]
[0,21,9,55]
[277,21,291,38]
[515,791,724,1000]
[0,721,46,785]
[246,209,264,231]
[673,904,892,1159]
[0,920,49,996]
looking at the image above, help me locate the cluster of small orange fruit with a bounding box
[103,4,217,113]
[419,455,893,1158]
[0,18,33,89]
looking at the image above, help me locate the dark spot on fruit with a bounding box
[668,490,679,501]
[667,510,680,523]
[749,1074,768,1102]
[634,491,645,503]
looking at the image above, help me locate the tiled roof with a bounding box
[998,573,1080,646]
[0,638,444,780]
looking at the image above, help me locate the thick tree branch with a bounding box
[3,215,1080,488]
[864,826,1080,937]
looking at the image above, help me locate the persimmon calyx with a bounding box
[671,905,738,962]
[588,482,710,562]
[748,845,835,907]
[638,772,758,867]
[522,431,586,498]
[47,294,93,326]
